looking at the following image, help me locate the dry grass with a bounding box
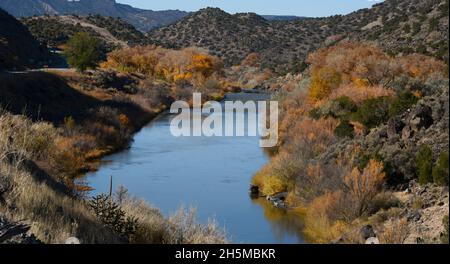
[0,110,120,243]
[116,199,228,244]
[379,218,410,244]
[1,109,228,244]
[0,163,121,243]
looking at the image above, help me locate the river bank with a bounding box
[0,69,230,244]
[83,92,307,243]
[250,42,449,244]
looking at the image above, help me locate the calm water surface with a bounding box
[84,93,305,243]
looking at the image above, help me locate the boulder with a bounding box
[0,217,42,244]
[387,117,405,139]
[65,237,81,244]
[365,237,380,244]
[401,125,413,140]
[266,192,288,209]
[407,105,433,132]
[360,225,376,240]
[249,185,259,195]
[407,211,422,222]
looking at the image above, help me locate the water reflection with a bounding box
[251,197,305,243]
[84,93,305,243]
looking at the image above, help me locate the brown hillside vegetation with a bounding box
[1,0,448,245]
[100,46,226,100]
[253,42,449,243]
[0,69,228,244]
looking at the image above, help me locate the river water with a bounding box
[84,93,305,243]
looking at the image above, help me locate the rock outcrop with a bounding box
[0,217,42,244]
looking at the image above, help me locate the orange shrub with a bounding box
[284,117,338,155]
[52,136,88,178]
[306,42,448,102]
[304,191,348,243]
[187,54,216,78]
[343,159,386,218]
[241,53,261,67]
[118,114,130,128]
[399,54,447,81]
[309,67,342,100]
[101,46,223,84]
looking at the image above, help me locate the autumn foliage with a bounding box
[307,42,447,103]
[342,159,386,218]
[251,41,449,243]
[101,46,223,84]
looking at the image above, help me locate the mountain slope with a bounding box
[21,15,148,50]
[0,0,189,32]
[149,0,449,73]
[0,8,50,70]
[262,15,304,21]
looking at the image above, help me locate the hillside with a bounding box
[0,0,189,32]
[21,15,148,51]
[262,15,304,21]
[0,8,50,70]
[149,0,449,73]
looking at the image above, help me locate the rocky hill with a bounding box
[0,8,51,70]
[21,15,148,51]
[149,0,449,73]
[261,15,304,21]
[0,0,189,32]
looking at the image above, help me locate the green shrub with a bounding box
[416,145,433,185]
[308,108,322,120]
[334,96,358,113]
[352,97,391,128]
[368,192,401,215]
[432,151,449,186]
[389,92,419,117]
[64,32,102,72]
[334,119,355,139]
[309,96,357,120]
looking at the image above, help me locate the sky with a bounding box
[116,0,383,17]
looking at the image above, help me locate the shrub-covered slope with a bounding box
[21,15,148,51]
[0,0,189,32]
[149,0,449,73]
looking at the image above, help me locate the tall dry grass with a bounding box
[1,109,228,244]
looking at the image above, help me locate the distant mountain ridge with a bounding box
[0,0,306,32]
[0,0,189,31]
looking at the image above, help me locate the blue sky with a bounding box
[116,0,383,17]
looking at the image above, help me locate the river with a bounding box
[84,93,305,244]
